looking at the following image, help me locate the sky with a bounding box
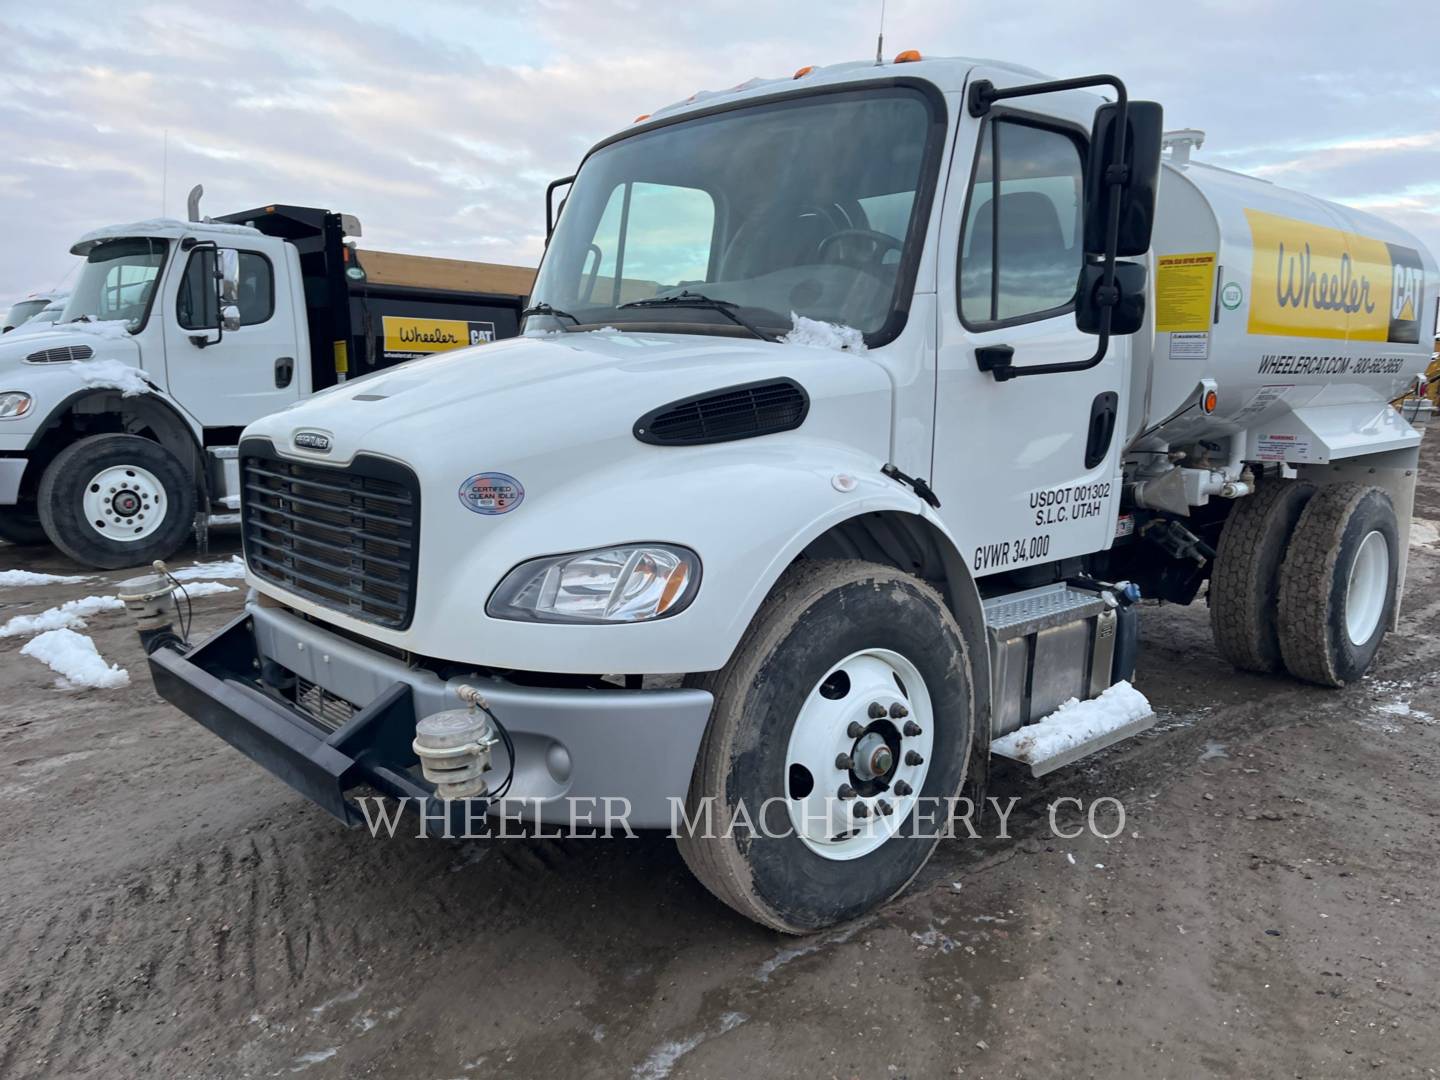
[1,0,1437,307]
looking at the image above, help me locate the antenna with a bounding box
[875,0,887,65]
[161,130,169,217]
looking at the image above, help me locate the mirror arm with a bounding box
[545,174,576,241]
[968,73,1130,382]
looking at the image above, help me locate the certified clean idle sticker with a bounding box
[458,472,524,515]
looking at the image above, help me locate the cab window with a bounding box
[177,249,275,329]
[959,118,1085,326]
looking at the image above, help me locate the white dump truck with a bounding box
[137,55,1436,934]
[0,195,535,567]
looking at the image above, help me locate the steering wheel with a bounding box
[816,228,903,269]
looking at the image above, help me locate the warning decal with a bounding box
[1155,252,1217,334]
[382,316,496,360]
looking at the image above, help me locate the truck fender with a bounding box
[24,388,206,497]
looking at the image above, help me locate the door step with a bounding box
[989,681,1155,777]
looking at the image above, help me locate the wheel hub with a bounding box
[81,464,166,542]
[784,648,936,861]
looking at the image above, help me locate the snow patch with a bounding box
[991,680,1153,764]
[1408,518,1438,547]
[780,312,867,352]
[20,628,129,689]
[633,1013,747,1080]
[175,581,238,599]
[289,1048,338,1072]
[1375,700,1434,723]
[76,357,151,395]
[0,594,124,638]
[169,556,247,581]
[68,321,135,341]
[0,569,91,586]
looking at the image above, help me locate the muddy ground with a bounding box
[2,438,1439,1080]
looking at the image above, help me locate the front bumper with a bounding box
[149,602,715,831]
[0,456,27,505]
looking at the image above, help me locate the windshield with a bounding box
[528,86,941,343]
[60,237,169,331]
[3,298,50,330]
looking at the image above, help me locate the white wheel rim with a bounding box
[1345,530,1388,646]
[81,464,166,542]
[784,648,935,861]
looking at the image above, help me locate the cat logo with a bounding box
[1388,254,1424,345]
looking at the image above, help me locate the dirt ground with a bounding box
[2,438,1439,1080]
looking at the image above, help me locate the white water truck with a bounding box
[135,55,1436,933]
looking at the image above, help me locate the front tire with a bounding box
[677,560,975,934]
[1277,483,1399,687]
[37,434,196,570]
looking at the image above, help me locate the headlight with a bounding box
[487,544,700,623]
[0,392,32,419]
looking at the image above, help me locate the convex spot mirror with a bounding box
[1084,100,1164,258]
[1076,260,1147,336]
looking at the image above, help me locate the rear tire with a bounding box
[1277,483,1399,687]
[37,434,196,570]
[1208,479,1316,672]
[677,560,975,934]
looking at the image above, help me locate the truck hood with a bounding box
[246,330,892,465]
[0,326,145,428]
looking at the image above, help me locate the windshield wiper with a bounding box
[520,302,581,326]
[618,291,775,342]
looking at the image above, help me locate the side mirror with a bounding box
[1076,260,1147,336]
[216,249,242,333]
[1083,100,1164,257]
[545,175,575,241]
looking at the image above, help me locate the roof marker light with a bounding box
[793,65,815,79]
[633,113,651,123]
[894,49,922,63]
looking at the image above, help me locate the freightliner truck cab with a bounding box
[137,56,1436,934]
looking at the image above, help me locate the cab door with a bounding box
[162,237,303,428]
[931,78,1126,579]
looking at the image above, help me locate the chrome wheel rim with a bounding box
[784,648,934,861]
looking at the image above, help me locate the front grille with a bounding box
[634,378,809,446]
[240,439,420,629]
[26,344,93,363]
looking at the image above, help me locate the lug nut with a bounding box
[903,720,922,737]
[905,750,924,766]
[893,780,913,797]
[836,753,854,771]
[889,703,909,719]
[838,783,857,800]
[852,802,870,818]
[877,799,894,816]
[847,721,865,738]
[867,702,887,720]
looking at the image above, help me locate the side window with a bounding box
[177,249,275,329]
[581,182,715,306]
[959,119,1085,325]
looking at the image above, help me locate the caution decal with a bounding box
[1245,210,1423,344]
[382,316,496,360]
[1155,251,1216,334]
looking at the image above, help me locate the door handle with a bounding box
[275,357,294,389]
[1084,391,1119,468]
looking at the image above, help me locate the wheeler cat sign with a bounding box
[382,316,498,360]
[1245,210,1424,344]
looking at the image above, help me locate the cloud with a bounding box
[2,0,1436,315]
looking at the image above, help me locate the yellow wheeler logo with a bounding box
[381,316,497,360]
[1245,209,1423,344]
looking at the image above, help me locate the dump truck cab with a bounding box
[140,55,1437,934]
[0,200,533,566]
